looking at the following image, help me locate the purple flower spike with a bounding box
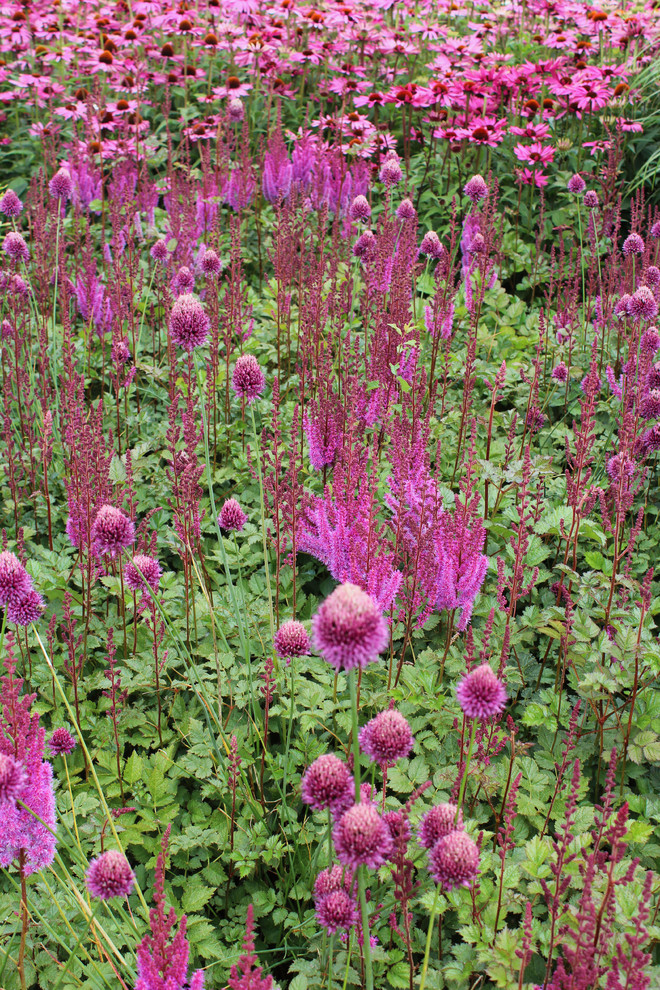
[0,753,26,805]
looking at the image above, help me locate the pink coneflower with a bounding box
[456,663,507,720]
[623,233,644,256]
[86,850,135,900]
[349,195,371,223]
[0,189,22,218]
[218,498,247,532]
[567,174,586,194]
[0,551,31,606]
[169,293,210,351]
[274,620,310,658]
[49,166,73,201]
[418,803,463,849]
[311,582,388,672]
[0,753,26,805]
[359,709,414,769]
[316,890,358,934]
[302,754,354,813]
[334,803,393,870]
[232,354,265,403]
[125,555,161,592]
[91,505,135,558]
[49,729,77,757]
[428,830,479,888]
[3,232,29,262]
[463,174,488,203]
[513,142,555,167]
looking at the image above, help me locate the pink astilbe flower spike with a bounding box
[136,826,205,990]
[0,634,56,875]
[228,904,272,990]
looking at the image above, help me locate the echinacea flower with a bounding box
[312,582,388,672]
[428,830,479,888]
[232,354,265,403]
[86,850,135,900]
[333,803,393,869]
[456,663,507,720]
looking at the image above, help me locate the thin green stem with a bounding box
[348,669,373,990]
[419,886,441,990]
[456,719,477,818]
[249,403,275,645]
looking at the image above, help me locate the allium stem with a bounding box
[419,886,441,990]
[456,719,477,819]
[249,404,276,645]
[348,669,373,990]
[52,902,99,990]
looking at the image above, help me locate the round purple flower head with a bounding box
[218,497,247,532]
[169,293,210,351]
[349,195,371,223]
[456,663,507,720]
[301,754,353,813]
[333,803,393,870]
[396,198,416,221]
[227,97,244,121]
[418,803,463,849]
[49,728,77,756]
[49,167,73,202]
[606,454,635,483]
[0,753,26,805]
[428,830,479,889]
[567,174,586,195]
[274,620,310,658]
[7,587,44,626]
[316,890,358,934]
[623,233,645,257]
[232,354,265,403]
[583,190,598,209]
[151,239,169,263]
[359,708,414,769]
[125,554,161,592]
[86,850,135,900]
[641,327,660,354]
[652,221,660,239]
[551,362,568,383]
[201,249,222,277]
[352,229,375,259]
[631,286,658,322]
[172,265,195,296]
[91,505,135,558]
[312,582,388,672]
[464,174,488,203]
[419,230,445,259]
[646,266,660,288]
[314,863,354,902]
[3,232,29,262]
[0,551,31,607]
[379,156,402,186]
[0,189,23,218]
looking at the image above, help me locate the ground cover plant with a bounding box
[1,0,660,987]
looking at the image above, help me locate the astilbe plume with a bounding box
[0,634,56,874]
[136,826,204,990]
[228,904,272,990]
